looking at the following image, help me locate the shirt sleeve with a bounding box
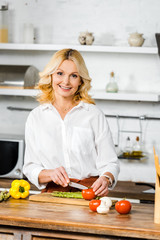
[23,112,46,190]
[94,111,120,189]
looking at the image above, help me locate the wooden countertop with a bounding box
[0,178,155,202]
[0,197,159,239]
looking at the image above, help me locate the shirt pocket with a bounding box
[71,127,94,154]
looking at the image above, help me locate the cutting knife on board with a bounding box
[68,182,88,190]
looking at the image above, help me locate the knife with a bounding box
[68,181,88,190]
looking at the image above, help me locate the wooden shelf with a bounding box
[0,88,160,102]
[0,43,158,54]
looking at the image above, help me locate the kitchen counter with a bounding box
[0,178,155,202]
[0,196,159,240]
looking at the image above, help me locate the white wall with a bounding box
[1,0,160,183]
[5,0,160,47]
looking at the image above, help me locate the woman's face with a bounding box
[52,60,81,100]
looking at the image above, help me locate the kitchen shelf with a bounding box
[0,43,158,54]
[90,90,160,102]
[0,88,38,97]
[0,88,160,102]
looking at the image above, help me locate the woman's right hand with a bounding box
[49,166,70,187]
[38,166,70,187]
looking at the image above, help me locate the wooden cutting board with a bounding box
[29,193,90,206]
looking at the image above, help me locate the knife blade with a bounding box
[68,181,88,190]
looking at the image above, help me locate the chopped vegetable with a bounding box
[51,191,83,199]
[9,179,30,199]
[0,190,10,202]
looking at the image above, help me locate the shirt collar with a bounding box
[76,101,89,111]
[40,103,53,111]
[40,101,89,111]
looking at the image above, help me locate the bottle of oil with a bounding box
[132,136,143,157]
[106,71,118,93]
[123,136,132,158]
[0,5,8,43]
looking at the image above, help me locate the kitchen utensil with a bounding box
[68,182,88,190]
[153,147,160,224]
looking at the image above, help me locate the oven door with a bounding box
[0,138,24,178]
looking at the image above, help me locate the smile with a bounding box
[59,85,72,90]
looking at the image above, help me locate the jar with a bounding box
[0,5,8,43]
[78,31,94,45]
[128,32,145,47]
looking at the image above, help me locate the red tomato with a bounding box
[115,200,132,214]
[89,200,101,212]
[82,188,95,200]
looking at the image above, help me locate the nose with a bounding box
[63,74,70,84]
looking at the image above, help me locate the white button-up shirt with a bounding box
[23,101,120,190]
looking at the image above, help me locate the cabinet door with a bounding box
[0,233,14,240]
[0,231,22,240]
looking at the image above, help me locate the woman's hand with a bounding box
[49,166,70,187]
[91,176,109,197]
[38,166,70,187]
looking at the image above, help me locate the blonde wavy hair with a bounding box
[36,48,95,104]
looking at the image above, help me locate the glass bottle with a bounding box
[0,5,8,43]
[123,136,132,158]
[132,136,143,157]
[106,71,118,93]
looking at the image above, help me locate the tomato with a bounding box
[82,188,95,200]
[115,200,132,214]
[89,200,101,212]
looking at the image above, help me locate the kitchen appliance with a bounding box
[0,65,39,88]
[0,134,24,179]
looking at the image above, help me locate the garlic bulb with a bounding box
[100,197,112,208]
[97,200,110,214]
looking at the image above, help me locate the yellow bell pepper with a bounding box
[9,179,30,199]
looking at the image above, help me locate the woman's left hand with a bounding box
[91,176,109,197]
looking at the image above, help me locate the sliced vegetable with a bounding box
[51,191,83,199]
[115,199,132,214]
[9,179,30,199]
[89,199,101,212]
[82,188,95,200]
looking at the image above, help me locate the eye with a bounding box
[57,71,63,76]
[71,74,78,78]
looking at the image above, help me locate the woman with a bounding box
[23,49,120,197]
